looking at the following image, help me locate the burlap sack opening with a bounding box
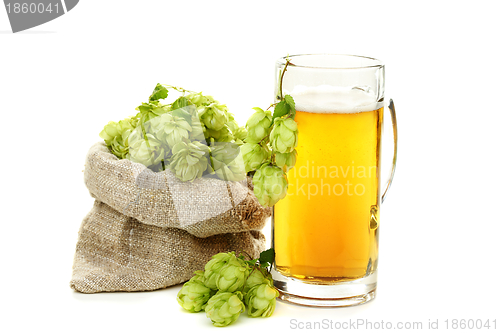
[70,143,271,293]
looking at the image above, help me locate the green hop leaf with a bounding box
[204,252,236,290]
[284,94,296,119]
[269,118,298,153]
[177,275,215,313]
[245,107,272,144]
[259,248,275,267]
[274,149,297,172]
[215,255,249,292]
[149,83,169,102]
[272,100,290,120]
[252,163,288,207]
[169,141,209,181]
[205,291,245,327]
[241,142,270,173]
[244,283,279,318]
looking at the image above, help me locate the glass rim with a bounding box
[277,54,384,70]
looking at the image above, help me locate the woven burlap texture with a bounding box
[70,142,271,293]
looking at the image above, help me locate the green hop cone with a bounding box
[241,142,270,173]
[100,116,139,159]
[209,144,246,182]
[204,252,235,290]
[252,163,288,207]
[152,113,192,148]
[128,130,167,168]
[205,125,234,143]
[269,118,298,153]
[274,149,297,172]
[169,141,209,181]
[243,267,272,293]
[245,107,272,144]
[244,282,279,318]
[215,255,249,292]
[205,291,245,327]
[198,102,229,131]
[233,126,248,145]
[177,276,215,313]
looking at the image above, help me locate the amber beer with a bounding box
[274,88,383,282]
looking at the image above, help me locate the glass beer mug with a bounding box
[272,54,398,307]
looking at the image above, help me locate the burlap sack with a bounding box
[70,142,271,293]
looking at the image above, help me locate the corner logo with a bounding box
[3,0,79,33]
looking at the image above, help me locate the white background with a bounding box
[1,1,499,332]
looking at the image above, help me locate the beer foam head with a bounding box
[288,85,381,113]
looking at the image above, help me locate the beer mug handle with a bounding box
[381,99,398,203]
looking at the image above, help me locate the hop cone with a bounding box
[151,113,192,148]
[205,125,234,143]
[215,255,249,292]
[177,273,214,313]
[233,126,248,145]
[205,291,245,327]
[269,118,298,153]
[128,130,167,168]
[169,141,209,181]
[252,163,288,207]
[243,267,272,293]
[204,252,235,290]
[245,107,272,144]
[198,102,229,131]
[209,144,246,182]
[241,142,269,173]
[275,149,297,172]
[244,283,279,318]
[100,116,138,159]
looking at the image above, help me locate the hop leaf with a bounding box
[245,107,272,144]
[244,282,279,318]
[149,83,169,101]
[241,142,269,173]
[252,163,288,207]
[205,291,245,327]
[269,118,298,153]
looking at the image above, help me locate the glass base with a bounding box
[271,268,377,307]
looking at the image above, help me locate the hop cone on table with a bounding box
[269,118,298,153]
[243,267,272,293]
[252,163,288,207]
[177,273,215,313]
[204,252,236,290]
[245,107,272,144]
[244,282,279,318]
[205,291,245,327]
[215,255,249,292]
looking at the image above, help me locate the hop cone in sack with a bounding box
[128,130,167,168]
[244,282,279,318]
[151,113,192,148]
[205,291,245,327]
[169,141,209,182]
[208,143,246,182]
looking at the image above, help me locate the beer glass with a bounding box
[271,54,397,307]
